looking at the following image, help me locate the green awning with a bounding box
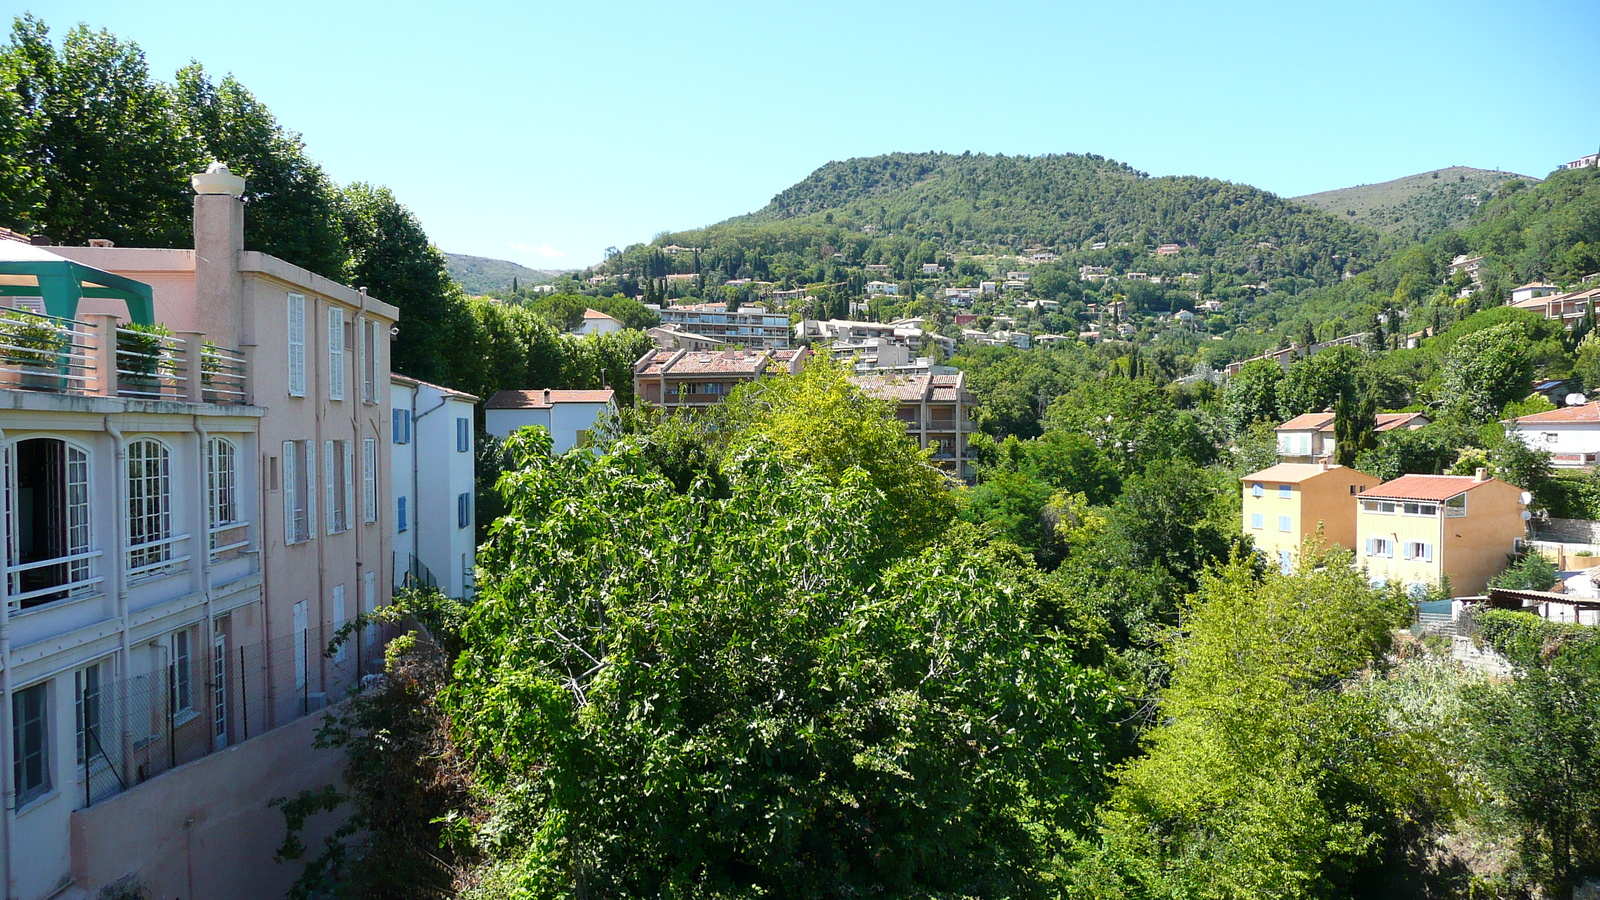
[0,242,155,325]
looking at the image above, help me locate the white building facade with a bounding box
[390,375,480,599]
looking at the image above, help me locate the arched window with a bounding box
[126,439,172,578]
[206,437,241,555]
[3,437,92,608]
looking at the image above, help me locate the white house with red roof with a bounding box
[484,388,617,453]
[578,308,623,335]
[1275,411,1431,463]
[1507,401,1600,468]
[392,374,481,598]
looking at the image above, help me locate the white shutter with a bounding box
[324,440,336,534]
[343,440,354,532]
[1424,543,1434,563]
[362,438,377,523]
[283,441,297,544]
[328,307,346,401]
[304,441,316,539]
[356,315,368,403]
[287,294,306,397]
[1365,538,1374,557]
[1402,543,1413,560]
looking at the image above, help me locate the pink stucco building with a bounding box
[0,164,399,899]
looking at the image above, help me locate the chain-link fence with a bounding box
[79,618,395,807]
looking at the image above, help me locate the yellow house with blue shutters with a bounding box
[1242,462,1380,572]
[1354,471,1528,597]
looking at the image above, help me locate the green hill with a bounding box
[444,253,568,295]
[1294,166,1536,243]
[608,152,1382,291]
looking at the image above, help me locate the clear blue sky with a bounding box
[23,0,1600,268]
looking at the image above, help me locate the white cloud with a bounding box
[509,240,567,259]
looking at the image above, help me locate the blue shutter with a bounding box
[398,496,408,532]
[393,412,401,444]
[457,492,470,529]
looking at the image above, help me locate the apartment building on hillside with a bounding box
[633,348,810,410]
[656,302,790,349]
[0,164,401,900]
[850,372,976,478]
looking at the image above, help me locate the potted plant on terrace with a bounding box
[2,310,69,390]
[117,323,172,394]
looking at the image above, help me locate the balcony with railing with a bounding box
[0,307,248,403]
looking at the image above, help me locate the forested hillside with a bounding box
[443,253,564,295]
[603,151,1382,290]
[1295,166,1534,242]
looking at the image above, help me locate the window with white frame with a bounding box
[75,661,105,767]
[1366,537,1394,558]
[1278,515,1292,532]
[1445,494,1468,517]
[1402,502,1438,516]
[206,437,245,554]
[1278,484,1291,499]
[1278,550,1293,575]
[1250,513,1263,529]
[293,600,307,690]
[362,318,379,404]
[287,293,307,397]
[169,628,193,717]
[126,439,174,578]
[328,307,346,401]
[325,440,353,534]
[393,409,411,444]
[284,440,315,544]
[13,682,49,805]
[1251,483,1263,498]
[1404,541,1434,562]
[4,438,93,608]
[362,438,377,524]
[457,417,470,453]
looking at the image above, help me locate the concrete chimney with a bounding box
[192,163,247,349]
[1474,467,1489,482]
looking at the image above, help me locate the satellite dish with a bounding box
[1521,510,1533,521]
[1521,491,1533,505]
[1566,392,1588,406]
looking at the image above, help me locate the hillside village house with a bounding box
[850,372,977,479]
[648,323,725,351]
[1509,282,1560,304]
[0,164,400,899]
[1354,472,1528,597]
[1274,411,1431,463]
[391,375,480,599]
[484,388,616,454]
[865,281,899,297]
[577,308,622,335]
[1509,285,1600,326]
[1241,463,1380,573]
[1506,402,1600,468]
[633,348,810,410]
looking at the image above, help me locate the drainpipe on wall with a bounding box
[0,427,11,900]
[102,416,132,794]
[193,417,217,752]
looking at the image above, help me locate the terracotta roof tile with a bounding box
[1363,474,1500,502]
[1510,402,1600,425]
[1241,463,1371,484]
[485,389,615,409]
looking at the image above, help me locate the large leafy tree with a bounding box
[1088,549,1449,899]
[447,428,1129,898]
[174,64,348,278]
[1469,612,1600,895]
[714,355,955,558]
[1219,358,1283,436]
[0,15,201,246]
[1439,322,1536,423]
[339,183,476,385]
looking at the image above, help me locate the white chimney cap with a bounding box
[191,162,246,198]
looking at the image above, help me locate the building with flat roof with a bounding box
[656,302,790,349]
[484,388,616,454]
